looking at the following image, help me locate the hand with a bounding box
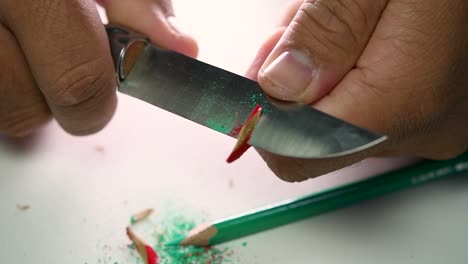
[97,0,198,57]
[247,0,468,182]
[0,0,197,137]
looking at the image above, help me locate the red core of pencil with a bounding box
[126,227,159,264]
[245,104,262,121]
[226,104,262,163]
[226,142,251,163]
[145,245,158,264]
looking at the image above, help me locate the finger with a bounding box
[244,28,353,182]
[314,0,468,158]
[258,148,379,182]
[0,25,50,137]
[1,0,117,135]
[245,19,385,182]
[277,0,303,27]
[373,99,468,160]
[100,0,198,58]
[245,27,287,81]
[258,0,389,103]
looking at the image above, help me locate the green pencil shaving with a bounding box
[166,152,468,247]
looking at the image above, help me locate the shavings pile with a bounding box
[127,208,239,264]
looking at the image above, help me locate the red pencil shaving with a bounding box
[130,208,154,224]
[126,227,159,264]
[226,105,262,163]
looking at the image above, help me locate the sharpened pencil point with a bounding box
[130,208,154,224]
[126,227,159,264]
[226,105,262,163]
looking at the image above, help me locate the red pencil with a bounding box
[226,105,262,163]
[126,227,158,264]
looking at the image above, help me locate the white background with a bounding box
[1,0,467,263]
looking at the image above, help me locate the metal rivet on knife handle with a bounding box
[105,25,148,81]
[121,40,147,80]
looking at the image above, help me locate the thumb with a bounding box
[98,0,198,58]
[258,0,388,103]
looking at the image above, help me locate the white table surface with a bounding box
[1,1,467,263]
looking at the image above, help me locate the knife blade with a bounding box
[106,25,386,158]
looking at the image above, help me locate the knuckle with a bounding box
[58,107,114,136]
[0,108,50,137]
[272,167,300,182]
[47,58,115,108]
[258,150,302,182]
[260,150,364,182]
[291,0,367,54]
[267,157,316,182]
[423,146,467,160]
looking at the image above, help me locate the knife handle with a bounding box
[105,25,148,82]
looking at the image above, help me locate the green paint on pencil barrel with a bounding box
[168,153,468,247]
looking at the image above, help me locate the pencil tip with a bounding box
[226,143,251,163]
[226,104,261,163]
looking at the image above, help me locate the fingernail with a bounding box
[260,50,316,101]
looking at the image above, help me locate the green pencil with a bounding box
[167,152,468,246]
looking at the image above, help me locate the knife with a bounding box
[105,25,386,159]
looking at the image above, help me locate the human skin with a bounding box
[247,0,468,181]
[1,0,466,182]
[0,0,197,137]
